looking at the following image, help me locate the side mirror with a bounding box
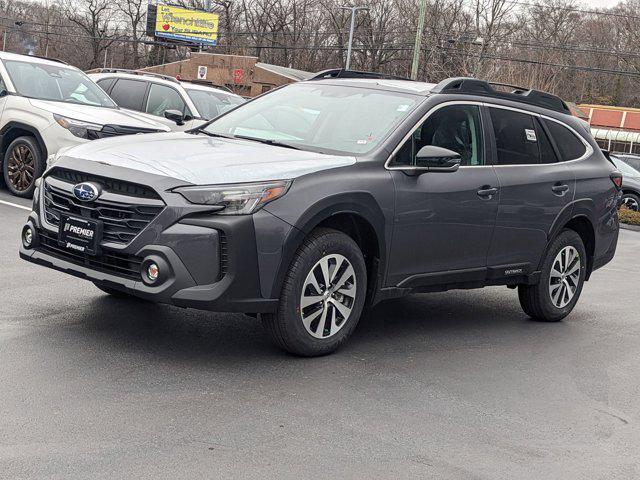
[406,145,461,174]
[164,109,185,126]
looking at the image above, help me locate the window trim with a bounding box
[385,101,593,170]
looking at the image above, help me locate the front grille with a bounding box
[38,230,142,279]
[89,124,163,140]
[43,168,165,245]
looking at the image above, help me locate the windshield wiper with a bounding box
[232,135,301,150]
[193,129,234,139]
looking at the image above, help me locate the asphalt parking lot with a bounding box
[1,190,639,480]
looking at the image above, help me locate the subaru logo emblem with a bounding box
[73,182,100,202]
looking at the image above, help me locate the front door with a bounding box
[386,103,499,288]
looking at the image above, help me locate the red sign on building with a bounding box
[233,68,244,84]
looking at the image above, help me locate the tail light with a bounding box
[610,172,623,190]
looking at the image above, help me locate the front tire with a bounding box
[3,136,45,198]
[518,229,587,322]
[262,228,367,356]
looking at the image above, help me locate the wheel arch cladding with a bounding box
[269,193,386,302]
[0,122,48,159]
[562,215,596,279]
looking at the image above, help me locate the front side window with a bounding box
[543,119,587,161]
[490,108,558,165]
[203,83,421,155]
[186,89,244,120]
[146,84,189,117]
[109,79,147,111]
[3,60,116,107]
[391,104,484,167]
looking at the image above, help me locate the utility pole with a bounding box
[339,5,368,70]
[410,0,427,80]
[2,30,6,52]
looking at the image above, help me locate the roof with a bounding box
[89,70,240,97]
[255,62,312,81]
[0,51,71,68]
[305,77,436,95]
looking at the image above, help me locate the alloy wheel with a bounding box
[622,196,639,211]
[6,144,36,193]
[299,253,357,339]
[548,246,581,309]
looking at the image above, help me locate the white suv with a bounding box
[89,70,245,131]
[0,52,170,197]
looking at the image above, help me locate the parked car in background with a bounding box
[20,71,620,356]
[0,52,170,197]
[89,70,245,131]
[613,153,640,173]
[611,155,640,210]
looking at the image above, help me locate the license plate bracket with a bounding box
[58,214,102,255]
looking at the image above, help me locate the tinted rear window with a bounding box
[543,119,587,161]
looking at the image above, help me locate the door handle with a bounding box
[552,183,569,195]
[477,186,498,198]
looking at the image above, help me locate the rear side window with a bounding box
[109,79,147,111]
[543,119,587,161]
[489,108,558,165]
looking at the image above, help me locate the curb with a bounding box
[620,223,640,232]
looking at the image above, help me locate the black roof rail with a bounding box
[431,77,571,115]
[27,54,68,65]
[95,68,180,84]
[308,68,412,82]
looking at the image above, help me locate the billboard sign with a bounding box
[154,4,219,46]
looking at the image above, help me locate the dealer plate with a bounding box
[58,214,102,255]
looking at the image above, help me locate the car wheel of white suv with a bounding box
[262,228,367,357]
[3,136,44,198]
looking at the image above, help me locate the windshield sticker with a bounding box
[357,139,368,145]
[525,129,537,142]
[397,104,410,112]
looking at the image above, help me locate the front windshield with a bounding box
[3,59,116,108]
[203,83,420,155]
[186,89,244,120]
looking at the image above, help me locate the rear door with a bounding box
[486,106,577,272]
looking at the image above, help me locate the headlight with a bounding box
[173,180,291,215]
[54,114,102,139]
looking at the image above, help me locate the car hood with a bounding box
[58,132,356,184]
[29,99,170,131]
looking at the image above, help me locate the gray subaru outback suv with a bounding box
[20,70,621,356]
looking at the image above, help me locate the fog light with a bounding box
[146,262,159,283]
[22,225,34,248]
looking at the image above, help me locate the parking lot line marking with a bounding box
[0,199,31,211]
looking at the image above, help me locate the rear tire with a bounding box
[3,136,45,198]
[518,229,587,322]
[262,228,367,357]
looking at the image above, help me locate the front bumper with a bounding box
[19,162,287,313]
